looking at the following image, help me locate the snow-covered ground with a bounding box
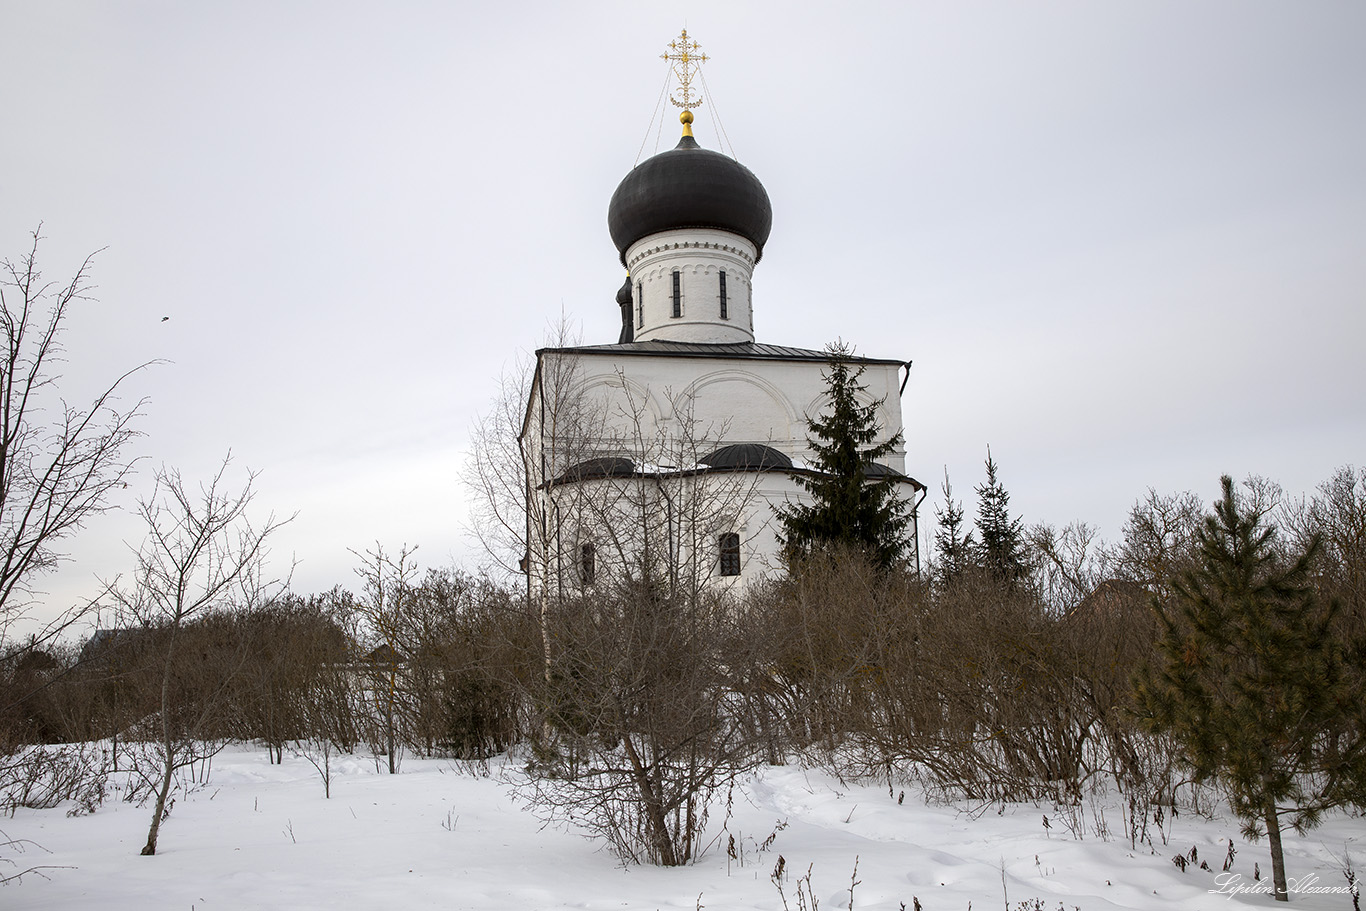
[3,745,1362,910]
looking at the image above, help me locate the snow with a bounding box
[3,745,1362,910]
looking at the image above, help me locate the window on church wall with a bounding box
[718,532,740,576]
[671,270,681,318]
[580,542,596,585]
[719,270,728,319]
[636,282,643,330]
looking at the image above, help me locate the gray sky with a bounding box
[3,1,1363,622]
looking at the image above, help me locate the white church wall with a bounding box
[538,467,919,595]
[563,352,908,471]
[524,347,916,593]
[531,467,772,596]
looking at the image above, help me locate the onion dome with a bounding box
[608,111,772,265]
[615,275,634,307]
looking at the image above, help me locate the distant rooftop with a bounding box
[539,340,907,366]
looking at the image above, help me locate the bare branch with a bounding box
[0,228,156,646]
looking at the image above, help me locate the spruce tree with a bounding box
[1137,475,1366,902]
[973,447,1026,582]
[778,344,913,571]
[933,468,973,586]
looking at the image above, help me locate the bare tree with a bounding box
[1284,465,1366,626]
[464,321,600,717]
[0,229,149,658]
[1109,488,1205,600]
[349,543,421,774]
[512,373,766,863]
[1028,520,1110,615]
[464,320,594,588]
[468,324,778,864]
[0,231,149,882]
[109,458,289,856]
[465,354,539,583]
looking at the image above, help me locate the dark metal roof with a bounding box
[539,340,907,366]
[608,134,772,265]
[700,443,793,470]
[541,459,924,493]
[550,457,637,486]
[862,462,906,478]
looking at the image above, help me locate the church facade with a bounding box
[520,90,921,600]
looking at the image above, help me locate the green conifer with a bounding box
[778,344,913,571]
[973,447,1026,582]
[1137,475,1366,902]
[933,469,973,586]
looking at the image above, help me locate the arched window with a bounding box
[636,281,643,330]
[719,270,728,319]
[671,270,681,318]
[580,542,596,585]
[718,532,741,577]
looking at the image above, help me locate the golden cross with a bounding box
[662,29,708,111]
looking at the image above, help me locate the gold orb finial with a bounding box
[680,109,694,137]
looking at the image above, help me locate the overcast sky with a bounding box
[3,1,1363,625]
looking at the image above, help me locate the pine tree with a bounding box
[1137,476,1366,902]
[933,468,973,586]
[973,447,1026,582]
[778,344,913,571]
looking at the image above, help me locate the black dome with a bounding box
[550,457,636,487]
[608,134,772,265]
[700,443,792,471]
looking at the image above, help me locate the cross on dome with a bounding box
[662,29,707,112]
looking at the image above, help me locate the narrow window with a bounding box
[719,532,741,577]
[719,270,728,320]
[636,282,643,330]
[671,270,681,318]
[580,542,595,585]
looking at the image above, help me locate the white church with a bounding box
[520,33,922,599]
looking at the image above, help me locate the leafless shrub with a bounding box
[226,597,351,763]
[847,563,1092,803]
[0,743,108,816]
[745,548,924,764]
[517,584,760,866]
[1108,488,1204,603]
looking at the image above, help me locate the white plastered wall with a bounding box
[528,349,913,590]
[626,228,757,344]
[568,353,907,471]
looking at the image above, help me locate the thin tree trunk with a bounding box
[387,703,396,775]
[142,743,175,855]
[620,732,677,866]
[143,626,179,856]
[1264,798,1288,902]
